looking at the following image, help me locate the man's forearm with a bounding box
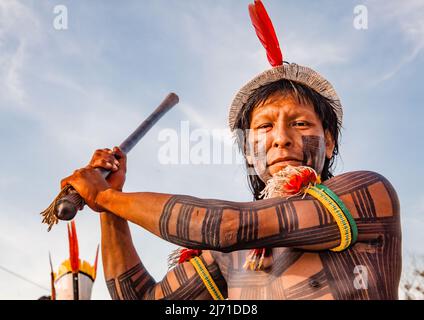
[100,212,156,299]
[97,189,174,240]
[100,212,140,278]
[95,188,338,252]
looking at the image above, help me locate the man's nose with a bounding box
[272,123,293,148]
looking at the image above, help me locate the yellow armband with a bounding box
[189,256,224,300]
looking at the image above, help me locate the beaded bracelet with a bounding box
[314,184,358,244]
[306,185,357,252]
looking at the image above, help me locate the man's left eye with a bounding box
[293,121,309,127]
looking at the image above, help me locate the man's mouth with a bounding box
[268,157,303,167]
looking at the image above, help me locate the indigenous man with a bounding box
[61,0,401,300]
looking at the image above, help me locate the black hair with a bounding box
[234,79,341,200]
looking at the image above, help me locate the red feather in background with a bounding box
[67,221,79,273]
[93,244,99,279]
[248,0,283,67]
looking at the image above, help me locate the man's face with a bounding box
[246,92,335,183]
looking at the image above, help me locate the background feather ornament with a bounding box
[93,244,99,280]
[67,221,80,300]
[248,0,283,67]
[68,221,80,273]
[52,222,99,300]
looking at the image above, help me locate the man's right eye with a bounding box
[257,124,272,130]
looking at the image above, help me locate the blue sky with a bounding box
[0,0,423,299]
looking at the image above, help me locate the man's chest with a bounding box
[215,245,392,300]
[216,248,331,299]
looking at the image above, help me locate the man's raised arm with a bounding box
[62,164,400,252]
[93,170,400,252]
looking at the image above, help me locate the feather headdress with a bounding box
[52,221,99,299]
[229,0,343,132]
[248,0,283,67]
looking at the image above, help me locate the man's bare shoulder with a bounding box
[324,170,400,220]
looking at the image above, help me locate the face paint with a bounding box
[247,129,272,181]
[302,135,326,174]
[248,133,327,183]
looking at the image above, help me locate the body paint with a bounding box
[302,135,326,175]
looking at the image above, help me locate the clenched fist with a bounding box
[87,147,127,191]
[60,146,127,212]
[61,167,110,212]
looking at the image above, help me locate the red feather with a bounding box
[178,249,202,264]
[93,244,100,279]
[67,221,79,273]
[248,0,283,67]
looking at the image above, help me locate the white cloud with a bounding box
[42,72,87,95]
[371,45,422,85]
[285,35,350,68]
[0,0,41,108]
[0,40,26,104]
[367,0,424,83]
[0,0,40,40]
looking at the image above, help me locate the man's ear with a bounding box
[244,142,254,165]
[324,130,335,159]
[246,154,253,165]
[244,132,254,165]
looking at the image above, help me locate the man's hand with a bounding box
[88,147,127,191]
[60,146,127,212]
[61,167,110,212]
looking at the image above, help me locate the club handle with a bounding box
[55,190,82,221]
[53,93,179,222]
